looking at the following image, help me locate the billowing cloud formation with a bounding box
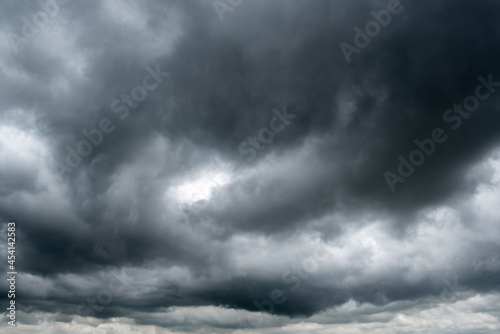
[1,0,500,332]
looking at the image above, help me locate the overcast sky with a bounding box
[1,0,500,333]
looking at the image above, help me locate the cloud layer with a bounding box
[1,0,499,332]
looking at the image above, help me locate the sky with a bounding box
[1,0,500,333]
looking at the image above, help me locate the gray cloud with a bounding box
[1,0,500,332]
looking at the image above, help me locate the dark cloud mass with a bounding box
[1,0,500,332]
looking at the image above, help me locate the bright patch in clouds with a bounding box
[170,169,232,205]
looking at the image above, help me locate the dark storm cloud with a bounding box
[1,0,500,332]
